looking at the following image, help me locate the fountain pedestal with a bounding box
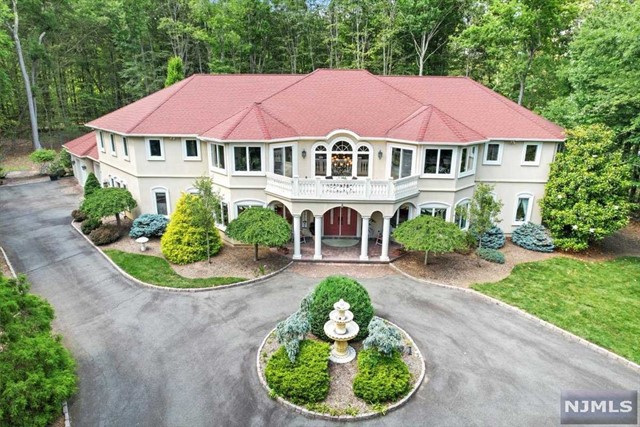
[323,299,359,363]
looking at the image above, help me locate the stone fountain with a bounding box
[323,299,359,363]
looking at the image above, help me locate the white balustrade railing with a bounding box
[265,173,419,201]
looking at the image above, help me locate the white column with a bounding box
[313,215,323,260]
[360,216,370,261]
[380,216,391,262]
[293,215,302,260]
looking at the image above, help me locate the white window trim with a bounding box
[208,142,227,173]
[419,202,452,222]
[216,200,230,231]
[482,142,503,165]
[355,142,373,179]
[98,132,105,152]
[421,146,457,179]
[182,138,202,161]
[513,192,534,225]
[233,199,266,219]
[231,144,265,176]
[146,138,165,161]
[387,144,416,180]
[151,186,171,216]
[270,143,297,178]
[110,134,117,157]
[122,136,129,161]
[521,142,542,166]
[312,142,330,177]
[454,198,471,230]
[458,145,477,178]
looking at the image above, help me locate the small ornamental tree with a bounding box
[225,207,291,261]
[393,215,467,265]
[468,183,503,248]
[192,177,222,263]
[165,56,184,87]
[81,188,137,227]
[160,193,222,264]
[541,125,633,251]
[83,172,101,197]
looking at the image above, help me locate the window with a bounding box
[98,132,105,152]
[315,145,327,176]
[521,142,542,165]
[420,204,449,220]
[210,143,225,170]
[273,146,293,177]
[110,134,116,156]
[514,193,534,224]
[183,139,200,160]
[147,138,164,160]
[423,148,453,175]
[455,200,471,229]
[356,146,370,177]
[330,141,353,177]
[216,202,229,226]
[235,200,264,218]
[459,146,477,176]
[233,146,262,172]
[152,188,169,216]
[483,142,503,165]
[390,147,413,179]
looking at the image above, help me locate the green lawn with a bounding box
[472,257,640,364]
[104,249,245,289]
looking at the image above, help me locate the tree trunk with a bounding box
[115,213,121,227]
[254,243,259,262]
[206,231,211,264]
[518,48,536,106]
[424,250,429,265]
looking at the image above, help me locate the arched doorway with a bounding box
[268,201,293,223]
[323,206,358,237]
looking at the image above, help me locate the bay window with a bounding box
[423,148,453,175]
[234,146,262,172]
[390,147,413,179]
[459,146,477,177]
[273,146,293,177]
[210,143,225,170]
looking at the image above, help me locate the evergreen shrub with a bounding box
[308,276,374,342]
[71,209,87,222]
[479,226,505,249]
[83,172,101,197]
[353,349,410,404]
[81,217,101,235]
[89,224,121,245]
[265,340,330,404]
[129,214,169,238]
[363,317,404,356]
[512,222,554,253]
[476,247,505,264]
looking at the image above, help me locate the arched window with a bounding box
[151,187,170,216]
[420,203,450,221]
[514,193,534,224]
[314,145,327,177]
[234,199,266,219]
[331,140,353,177]
[357,146,370,177]
[455,199,471,230]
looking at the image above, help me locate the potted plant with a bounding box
[47,159,65,180]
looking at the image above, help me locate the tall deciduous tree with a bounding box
[226,206,291,261]
[392,215,466,265]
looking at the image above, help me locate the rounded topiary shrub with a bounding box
[476,247,505,264]
[81,218,102,235]
[265,340,330,404]
[71,209,87,222]
[309,276,374,342]
[512,222,554,253]
[129,214,169,238]
[353,349,410,404]
[89,224,121,246]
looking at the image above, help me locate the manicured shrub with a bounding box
[308,276,374,342]
[225,207,291,261]
[81,188,137,227]
[478,225,505,249]
[83,172,101,197]
[393,215,467,265]
[353,349,410,404]
[129,214,169,238]
[71,209,87,222]
[363,317,404,356]
[0,275,77,426]
[161,193,222,264]
[81,217,102,235]
[275,294,313,362]
[476,247,505,264]
[512,222,554,253]
[89,224,121,246]
[265,340,330,404]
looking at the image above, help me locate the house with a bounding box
[63,132,101,185]
[65,69,564,261]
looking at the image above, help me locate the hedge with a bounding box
[352,349,410,404]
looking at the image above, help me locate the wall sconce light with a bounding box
[71,160,76,165]
[81,165,87,170]
[301,149,307,159]
[378,150,383,159]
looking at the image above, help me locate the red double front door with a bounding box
[323,207,358,236]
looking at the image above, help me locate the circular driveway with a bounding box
[0,180,637,427]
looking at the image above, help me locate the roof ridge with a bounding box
[127,75,197,134]
[257,69,320,104]
[256,103,299,136]
[222,105,254,139]
[431,105,485,141]
[464,77,561,137]
[417,106,434,141]
[369,73,426,107]
[385,105,428,135]
[253,104,271,139]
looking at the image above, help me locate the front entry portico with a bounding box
[323,207,358,236]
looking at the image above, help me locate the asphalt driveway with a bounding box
[0,180,638,427]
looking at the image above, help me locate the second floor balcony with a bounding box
[265,173,420,202]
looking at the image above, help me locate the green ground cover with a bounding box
[104,249,245,289]
[473,257,640,364]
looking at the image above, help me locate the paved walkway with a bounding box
[0,181,638,427]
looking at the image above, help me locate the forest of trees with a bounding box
[0,0,638,171]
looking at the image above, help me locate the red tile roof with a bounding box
[86,69,564,143]
[63,132,99,160]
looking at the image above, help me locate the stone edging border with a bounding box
[1,246,72,427]
[256,320,427,422]
[70,220,293,293]
[388,262,640,374]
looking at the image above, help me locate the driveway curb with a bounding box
[389,262,640,374]
[71,221,293,293]
[256,319,427,421]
